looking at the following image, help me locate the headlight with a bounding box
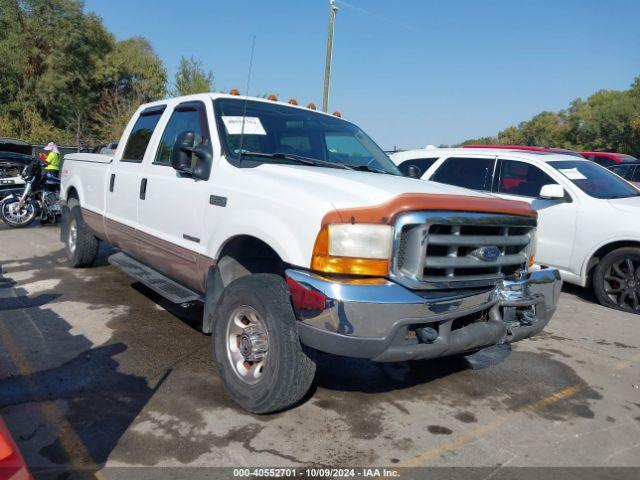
[311,223,393,276]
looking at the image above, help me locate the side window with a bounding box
[122,110,164,162]
[631,166,640,182]
[431,157,495,191]
[593,156,616,167]
[155,103,210,165]
[397,158,438,177]
[609,165,629,178]
[496,160,558,198]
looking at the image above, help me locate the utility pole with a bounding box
[322,0,339,113]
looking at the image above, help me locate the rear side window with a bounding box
[122,110,164,162]
[397,158,438,177]
[496,160,558,198]
[431,157,495,191]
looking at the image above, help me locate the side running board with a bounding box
[108,252,203,304]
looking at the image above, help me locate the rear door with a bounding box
[492,157,578,271]
[137,100,213,291]
[105,106,165,255]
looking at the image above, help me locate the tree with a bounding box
[459,75,640,157]
[92,37,167,141]
[0,0,113,144]
[0,0,166,146]
[171,56,214,97]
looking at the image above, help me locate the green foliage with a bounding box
[92,37,167,141]
[0,0,166,146]
[171,56,214,97]
[461,76,640,156]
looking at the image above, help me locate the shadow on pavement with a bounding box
[0,251,169,478]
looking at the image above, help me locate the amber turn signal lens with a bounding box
[229,88,240,95]
[310,227,390,277]
[529,255,535,268]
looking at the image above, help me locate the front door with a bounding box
[492,157,578,272]
[137,100,213,291]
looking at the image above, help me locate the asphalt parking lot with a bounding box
[1,223,640,478]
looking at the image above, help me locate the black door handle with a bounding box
[109,174,115,192]
[139,178,147,200]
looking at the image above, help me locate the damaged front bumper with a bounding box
[285,268,562,362]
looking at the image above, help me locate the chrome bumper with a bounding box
[285,268,562,362]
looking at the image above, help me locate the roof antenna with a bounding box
[238,35,256,166]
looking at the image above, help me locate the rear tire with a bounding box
[593,247,640,314]
[65,199,99,268]
[212,274,316,413]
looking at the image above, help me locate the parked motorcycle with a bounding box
[0,157,61,228]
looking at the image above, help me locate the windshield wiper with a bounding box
[350,164,394,175]
[239,151,355,170]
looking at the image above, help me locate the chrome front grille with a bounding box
[391,211,536,290]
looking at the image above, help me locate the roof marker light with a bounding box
[307,103,317,110]
[332,111,342,117]
[288,98,298,105]
[268,94,278,101]
[230,89,240,95]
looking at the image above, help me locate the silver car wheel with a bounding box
[225,305,269,384]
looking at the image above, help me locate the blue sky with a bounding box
[84,0,640,150]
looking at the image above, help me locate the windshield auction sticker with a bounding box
[558,167,587,180]
[222,116,267,135]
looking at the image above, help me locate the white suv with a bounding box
[391,147,640,314]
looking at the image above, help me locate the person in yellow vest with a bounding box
[43,142,61,173]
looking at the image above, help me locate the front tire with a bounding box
[64,199,99,268]
[593,247,640,314]
[212,274,316,413]
[0,196,37,228]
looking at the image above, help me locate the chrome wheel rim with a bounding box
[68,219,78,253]
[225,305,269,384]
[603,256,640,312]
[2,201,35,225]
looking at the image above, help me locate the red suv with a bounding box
[463,144,584,157]
[580,151,638,167]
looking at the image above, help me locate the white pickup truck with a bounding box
[60,94,561,413]
[392,147,640,314]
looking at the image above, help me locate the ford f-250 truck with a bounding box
[60,93,562,413]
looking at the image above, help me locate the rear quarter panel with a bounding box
[61,153,112,215]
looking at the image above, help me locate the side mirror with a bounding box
[171,131,212,180]
[539,184,565,200]
[407,165,422,179]
[171,131,196,173]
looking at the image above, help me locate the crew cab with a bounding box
[391,147,640,314]
[60,94,561,413]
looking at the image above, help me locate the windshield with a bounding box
[549,160,640,199]
[214,98,400,175]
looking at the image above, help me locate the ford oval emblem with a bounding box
[474,246,501,262]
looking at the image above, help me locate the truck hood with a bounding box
[255,164,491,209]
[608,195,640,214]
